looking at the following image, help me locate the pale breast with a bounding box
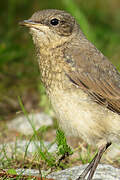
[49,86,120,147]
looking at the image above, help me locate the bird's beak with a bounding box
[19,20,40,28]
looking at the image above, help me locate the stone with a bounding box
[0,140,57,159]
[12,164,120,180]
[7,113,53,135]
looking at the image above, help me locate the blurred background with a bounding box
[1,0,120,120]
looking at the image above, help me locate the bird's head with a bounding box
[19,9,80,49]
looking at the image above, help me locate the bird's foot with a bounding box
[76,142,111,180]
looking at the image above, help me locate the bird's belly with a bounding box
[49,88,120,146]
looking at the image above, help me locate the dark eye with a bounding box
[50,18,59,26]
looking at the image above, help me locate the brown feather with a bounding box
[65,44,120,114]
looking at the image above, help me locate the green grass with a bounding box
[78,145,96,164]
[0,97,93,177]
[1,0,120,118]
[1,97,120,179]
[0,98,77,179]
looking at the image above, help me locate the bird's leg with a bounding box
[76,153,98,180]
[87,142,111,180]
[76,142,111,180]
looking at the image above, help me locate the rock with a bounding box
[12,164,120,180]
[7,112,53,135]
[47,164,120,180]
[0,139,119,179]
[0,140,57,158]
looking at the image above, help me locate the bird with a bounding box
[19,9,120,179]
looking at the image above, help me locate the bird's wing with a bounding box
[64,45,120,114]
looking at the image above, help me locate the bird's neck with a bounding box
[36,45,66,94]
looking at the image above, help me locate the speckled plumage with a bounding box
[20,9,120,148]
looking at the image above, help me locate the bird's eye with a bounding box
[50,18,59,26]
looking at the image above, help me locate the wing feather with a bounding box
[65,45,120,114]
